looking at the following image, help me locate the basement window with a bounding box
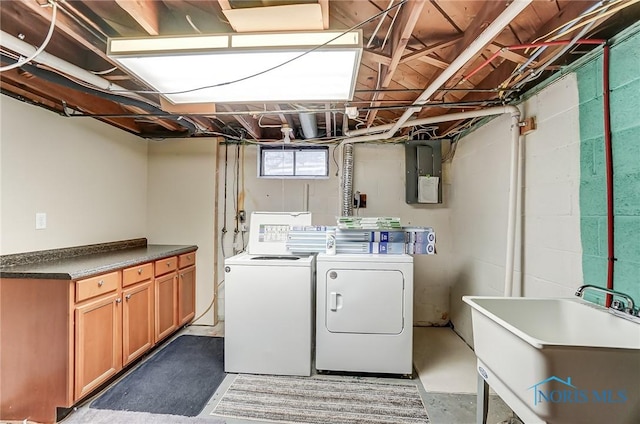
[259,145,329,178]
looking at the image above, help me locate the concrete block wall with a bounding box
[351,144,452,326]
[449,74,583,345]
[577,29,640,306]
[215,144,341,320]
[216,142,453,326]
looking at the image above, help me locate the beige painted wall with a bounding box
[448,73,583,345]
[147,138,218,325]
[216,142,453,325]
[0,96,147,254]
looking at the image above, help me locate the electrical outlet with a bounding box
[353,193,367,208]
[35,212,47,229]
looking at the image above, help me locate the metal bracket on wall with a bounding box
[405,139,443,204]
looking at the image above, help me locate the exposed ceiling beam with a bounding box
[221,105,262,140]
[1,70,142,134]
[19,1,113,66]
[0,81,61,111]
[17,1,202,132]
[411,1,511,108]
[485,43,536,65]
[400,35,463,64]
[217,0,232,11]
[115,0,161,35]
[366,0,427,127]
[437,1,605,132]
[445,0,510,80]
[415,55,449,70]
[363,50,392,66]
[318,0,330,29]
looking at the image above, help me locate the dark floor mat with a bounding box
[91,335,225,417]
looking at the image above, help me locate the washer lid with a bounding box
[225,252,314,266]
[248,211,312,255]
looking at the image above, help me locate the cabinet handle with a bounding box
[115,298,122,304]
[98,280,104,287]
[187,255,192,260]
[180,273,184,278]
[137,268,143,275]
[125,294,132,301]
[167,262,171,267]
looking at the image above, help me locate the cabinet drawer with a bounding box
[123,262,153,287]
[178,252,196,269]
[154,256,177,277]
[75,271,119,303]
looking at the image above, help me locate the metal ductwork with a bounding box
[341,143,355,216]
[299,112,319,139]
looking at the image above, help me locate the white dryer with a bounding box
[224,212,315,376]
[315,253,414,375]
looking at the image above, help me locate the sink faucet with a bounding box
[575,285,637,315]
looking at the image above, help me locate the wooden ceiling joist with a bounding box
[318,0,330,29]
[1,70,142,134]
[485,43,536,65]
[115,0,161,35]
[20,1,113,67]
[0,81,60,111]
[363,50,392,66]
[221,105,262,140]
[436,0,606,133]
[399,35,463,64]
[366,0,427,127]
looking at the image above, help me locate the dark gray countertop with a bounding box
[0,244,197,280]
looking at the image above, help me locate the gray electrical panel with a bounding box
[405,139,443,204]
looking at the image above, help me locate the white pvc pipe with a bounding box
[0,30,147,102]
[342,0,532,143]
[504,109,521,297]
[346,106,519,138]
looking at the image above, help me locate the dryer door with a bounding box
[325,269,404,334]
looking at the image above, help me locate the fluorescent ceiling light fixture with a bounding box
[107,30,362,104]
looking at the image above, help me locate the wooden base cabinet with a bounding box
[155,272,178,342]
[0,249,196,423]
[178,265,196,325]
[74,292,122,399]
[122,280,154,365]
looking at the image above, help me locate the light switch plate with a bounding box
[35,212,47,229]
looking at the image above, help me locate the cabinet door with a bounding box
[75,293,122,400]
[122,281,154,366]
[178,265,196,326]
[155,272,178,343]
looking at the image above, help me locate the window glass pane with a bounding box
[295,150,327,176]
[262,150,294,175]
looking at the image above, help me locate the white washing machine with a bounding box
[224,212,315,376]
[315,253,414,375]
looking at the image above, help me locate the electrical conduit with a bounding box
[603,44,614,307]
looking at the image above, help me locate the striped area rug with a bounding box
[210,374,430,424]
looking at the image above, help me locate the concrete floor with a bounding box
[57,324,520,424]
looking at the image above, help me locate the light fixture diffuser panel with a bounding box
[108,31,362,104]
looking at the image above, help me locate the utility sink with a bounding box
[463,296,640,424]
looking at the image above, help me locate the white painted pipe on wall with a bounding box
[340,104,524,297]
[504,108,522,297]
[0,30,146,102]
